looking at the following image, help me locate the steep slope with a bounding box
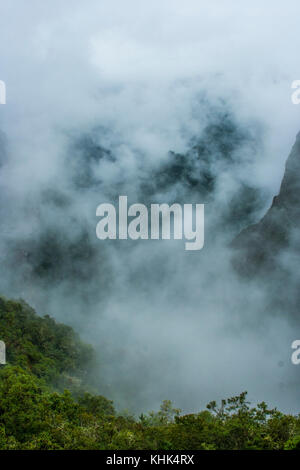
[232,131,300,276]
[0,296,94,388]
[0,298,298,449]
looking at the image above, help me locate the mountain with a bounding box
[0,297,298,449]
[231,132,300,322]
[232,131,300,275]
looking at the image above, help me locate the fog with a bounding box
[0,0,300,413]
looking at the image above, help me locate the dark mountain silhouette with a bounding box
[232,131,300,321]
[233,131,300,275]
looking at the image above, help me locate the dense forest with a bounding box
[0,296,298,450]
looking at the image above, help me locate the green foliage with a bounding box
[0,296,299,450]
[139,400,181,426]
[78,392,115,417]
[0,297,93,384]
[285,435,300,450]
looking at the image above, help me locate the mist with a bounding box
[0,0,300,414]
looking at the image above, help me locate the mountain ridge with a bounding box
[232,131,300,277]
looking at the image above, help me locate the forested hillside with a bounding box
[0,297,299,450]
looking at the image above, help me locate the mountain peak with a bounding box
[232,132,300,277]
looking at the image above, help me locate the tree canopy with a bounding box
[0,296,299,450]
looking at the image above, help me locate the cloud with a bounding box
[0,0,300,413]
